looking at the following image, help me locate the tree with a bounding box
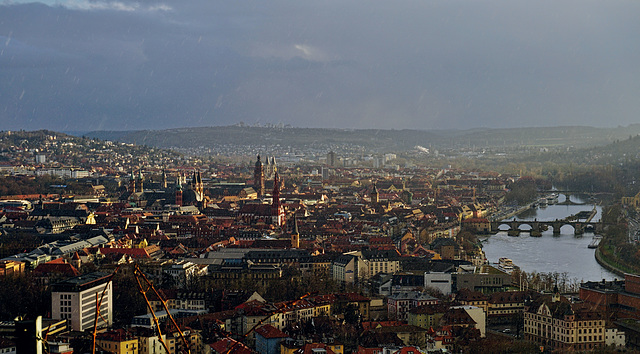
[112,273,148,327]
[0,273,50,320]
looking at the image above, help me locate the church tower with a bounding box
[175,177,183,206]
[271,172,285,226]
[272,157,277,178]
[291,213,300,248]
[371,182,379,204]
[254,155,265,198]
[137,170,144,193]
[129,170,136,193]
[191,170,204,202]
[161,169,167,189]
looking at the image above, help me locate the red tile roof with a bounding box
[361,321,406,331]
[209,338,253,354]
[33,258,80,277]
[255,324,289,339]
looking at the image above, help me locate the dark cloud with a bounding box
[1,0,639,131]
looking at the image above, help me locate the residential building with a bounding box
[407,303,449,329]
[387,292,439,321]
[333,250,400,285]
[331,254,357,284]
[210,337,252,354]
[162,260,203,287]
[95,329,138,354]
[605,327,626,348]
[51,272,113,332]
[487,291,526,324]
[132,328,167,354]
[0,260,25,277]
[455,288,488,314]
[451,305,486,337]
[255,324,290,354]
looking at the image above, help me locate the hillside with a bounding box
[84,125,640,153]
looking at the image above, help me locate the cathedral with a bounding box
[122,169,207,209]
[254,155,277,199]
[243,156,286,227]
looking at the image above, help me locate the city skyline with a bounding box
[1,0,639,132]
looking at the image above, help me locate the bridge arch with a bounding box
[491,220,602,235]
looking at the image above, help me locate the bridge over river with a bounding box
[538,190,612,206]
[483,197,616,281]
[491,219,604,236]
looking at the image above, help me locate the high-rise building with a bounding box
[51,272,113,332]
[327,151,337,167]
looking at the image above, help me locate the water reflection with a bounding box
[482,194,618,282]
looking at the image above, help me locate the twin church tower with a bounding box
[253,155,277,198]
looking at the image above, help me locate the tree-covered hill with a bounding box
[84,125,640,152]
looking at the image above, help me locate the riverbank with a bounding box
[490,203,534,221]
[594,246,626,277]
[482,199,617,282]
[593,204,640,277]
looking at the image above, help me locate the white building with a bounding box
[51,272,113,332]
[162,260,202,287]
[605,327,625,347]
[452,305,486,337]
[424,272,453,295]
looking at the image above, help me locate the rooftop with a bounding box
[51,272,112,292]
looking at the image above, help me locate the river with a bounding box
[481,194,619,283]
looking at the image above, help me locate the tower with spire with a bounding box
[291,213,300,248]
[128,170,136,192]
[371,182,379,204]
[271,172,285,226]
[254,155,265,198]
[175,176,183,206]
[137,170,144,193]
[161,169,167,189]
[191,169,204,202]
[265,156,277,179]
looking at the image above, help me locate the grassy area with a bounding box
[598,243,640,274]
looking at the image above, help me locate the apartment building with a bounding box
[51,272,113,332]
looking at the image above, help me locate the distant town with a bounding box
[0,129,639,353]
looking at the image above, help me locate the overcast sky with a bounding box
[1,0,639,131]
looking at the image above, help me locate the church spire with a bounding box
[162,169,167,189]
[371,182,379,204]
[291,213,300,248]
[175,175,183,206]
[254,155,265,198]
[271,172,284,226]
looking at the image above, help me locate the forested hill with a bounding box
[84,125,640,152]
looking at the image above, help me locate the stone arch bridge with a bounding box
[491,219,604,236]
